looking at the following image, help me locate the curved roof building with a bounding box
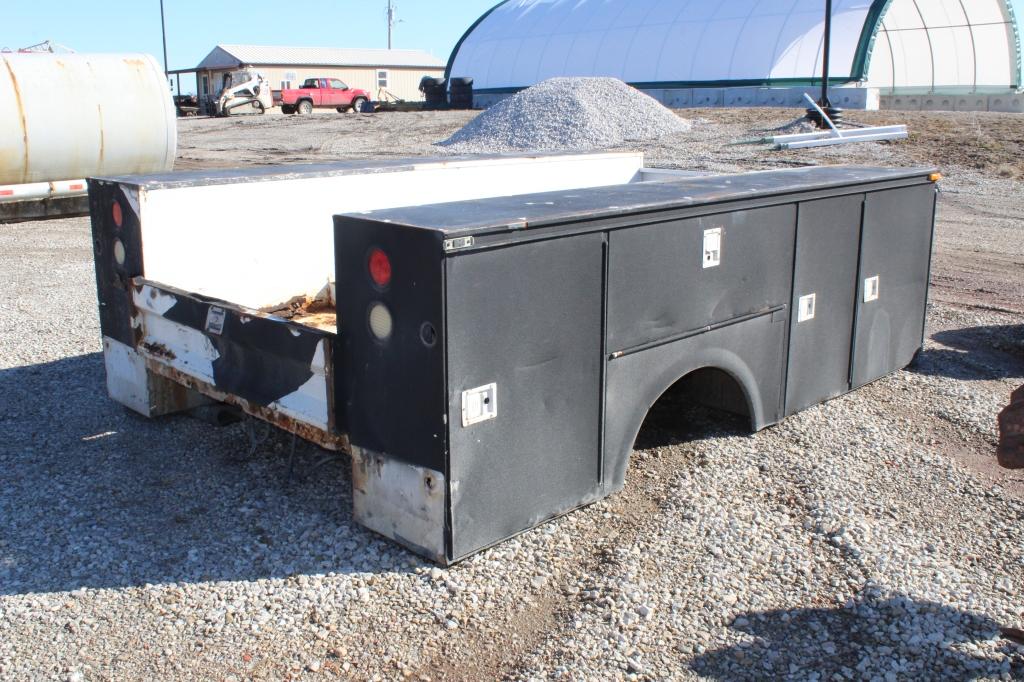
[447,0,1022,97]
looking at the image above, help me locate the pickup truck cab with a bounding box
[277,78,371,114]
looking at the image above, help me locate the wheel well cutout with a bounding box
[633,367,752,451]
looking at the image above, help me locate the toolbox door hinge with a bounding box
[443,236,474,252]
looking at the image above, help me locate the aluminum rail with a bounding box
[778,131,909,150]
[773,125,908,144]
[770,95,909,150]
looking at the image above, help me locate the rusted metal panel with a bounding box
[0,195,88,223]
[351,447,446,563]
[144,360,348,452]
[129,279,339,439]
[103,336,210,417]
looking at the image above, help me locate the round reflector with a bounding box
[113,239,126,266]
[368,248,392,288]
[368,303,393,341]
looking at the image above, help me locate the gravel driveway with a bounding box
[1,107,1022,680]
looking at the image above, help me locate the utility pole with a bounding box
[159,0,170,91]
[386,0,396,50]
[807,0,841,128]
[820,0,832,109]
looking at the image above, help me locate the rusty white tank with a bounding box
[0,52,176,187]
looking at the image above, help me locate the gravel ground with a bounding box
[1,106,1023,680]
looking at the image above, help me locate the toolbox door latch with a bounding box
[863,275,880,303]
[703,228,722,268]
[462,383,497,427]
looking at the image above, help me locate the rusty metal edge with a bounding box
[144,358,350,452]
[0,195,90,223]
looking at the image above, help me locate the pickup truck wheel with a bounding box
[297,100,313,115]
[350,97,367,113]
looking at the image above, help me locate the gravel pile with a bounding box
[437,77,691,153]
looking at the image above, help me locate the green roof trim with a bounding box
[1007,0,1023,88]
[851,0,895,82]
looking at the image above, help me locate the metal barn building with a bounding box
[447,0,1024,112]
[180,44,445,108]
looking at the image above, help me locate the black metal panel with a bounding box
[334,217,448,471]
[852,185,937,387]
[355,166,935,237]
[603,309,789,490]
[607,205,796,352]
[784,195,863,415]
[445,234,605,560]
[88,180,144,347]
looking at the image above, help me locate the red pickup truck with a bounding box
[277,78,371,114]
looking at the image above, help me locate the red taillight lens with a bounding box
[368,248,392,288]
[111,201,123,228]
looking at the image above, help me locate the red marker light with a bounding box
[368,248,392,288]
[111,201,123,228]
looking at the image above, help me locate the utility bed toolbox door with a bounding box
[606,205,796,352]
[852,185,937,387]
[445,234,605,560]
[785,195,863,415]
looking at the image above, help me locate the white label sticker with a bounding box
[863,275,880,303]
[205,306,227,335]
[798,293,816,322]
[703,228,722,269]
[462,383,497,427]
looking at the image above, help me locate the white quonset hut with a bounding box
[447,0,1024,112]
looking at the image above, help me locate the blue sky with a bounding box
[6,1,1023,92]
[4,1,498,76]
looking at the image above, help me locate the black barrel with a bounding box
[420,76,448,109]
[449,76,474,110]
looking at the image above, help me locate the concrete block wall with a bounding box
[472,86,1024,114]
[881,92,1023,112]
[474,86,879,110]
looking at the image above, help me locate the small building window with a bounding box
[377,69,389,89]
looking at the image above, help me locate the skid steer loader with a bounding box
[215,70,273,117]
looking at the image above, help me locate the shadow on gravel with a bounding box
[0,354,416,596]
[690,597,1023,680]
[911,324,1024,381]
